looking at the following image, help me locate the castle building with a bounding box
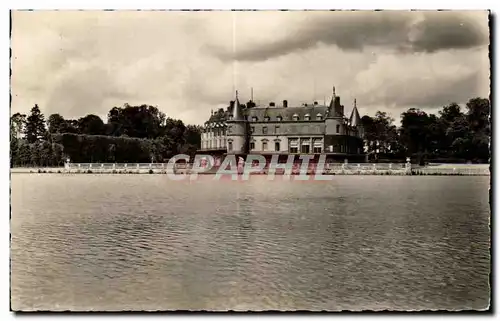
[199,87,366,163]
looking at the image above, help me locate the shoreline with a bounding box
[10,167,490,176]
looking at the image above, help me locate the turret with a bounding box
[325,86,345,135]
[232,92,244,121]
[225,90,247,154]
[349,99,363,138]
[349,99,361,127]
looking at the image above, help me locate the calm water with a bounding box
[11,174,490,311]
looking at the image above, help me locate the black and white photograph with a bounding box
[9,9,491,312]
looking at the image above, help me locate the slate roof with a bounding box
[349,105,361,127]
[245,105,331,122]
[232,91,244,121]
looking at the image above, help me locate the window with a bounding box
[228,141,233,151]
[316,113,323,120]
[300,138,311,154]
[275,142,280,151]
[275,125,280,134]
[264,116,270,121]
[250,142,255,150]
[277,116,282,121]
[262,141,268,151]
[252,116,258,121]
[289,139,299,153]
[313,138,322,154]
[304,114,310,121]
[250,126,255,133]
[293,114,299,121]
[262,126,268,134]
[336,124,340,133]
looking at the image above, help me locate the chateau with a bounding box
[199,87,366,163]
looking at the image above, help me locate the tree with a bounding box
[52,143,64,166]
[10,113,26,167]
[466,98,490,162]
[25,104,46,143]
[360,111,399,160]
[107,104,164,138]
[47,114,67,134]
[400,108,431,164]
[11,113,26,139]
[78,114,105,135]
[16,141,32,166]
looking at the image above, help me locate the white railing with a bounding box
[64,162,489,175]
[414,167,490,176]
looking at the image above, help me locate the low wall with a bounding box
[10,163,490,176]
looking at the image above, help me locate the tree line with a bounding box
[360,97,490,164]
[10,97,490,167]
[10,104,202,167]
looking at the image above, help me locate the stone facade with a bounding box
[199,88,366,162]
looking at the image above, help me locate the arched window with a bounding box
[276,115,283,121]
[292,114,299,121]
[316,113,323,120]
[274,139,281,151]
[252,116,258,121]
[264,116,270,121]
[304,113,310,121]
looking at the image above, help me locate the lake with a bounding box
[10,174,491,311]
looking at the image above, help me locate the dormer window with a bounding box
[304,113,310,121]
[292,114,299,121]
[264,116,270,122]
[316,113,323,120]
[277,116,282,121]
[252,116,258,121]
[228,114,233,120]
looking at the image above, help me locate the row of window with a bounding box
[288,146,323,154]
[250,113,323,122]
[216,124,341,135]
[247,142,323,153]
[226,143,359,154]
[250,125,277,135]
[249,141,277,151]
[202,139,227,149]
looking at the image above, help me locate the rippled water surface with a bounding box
[11,174,490,311]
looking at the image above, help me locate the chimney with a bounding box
[283,100,288,108]
[314,101,318,106]
[269,102,275,107]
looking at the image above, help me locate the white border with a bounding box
[2,1,497,320]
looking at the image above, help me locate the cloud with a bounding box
[353,48,490,109]
[10,10,490,126]
[208,11,489,62]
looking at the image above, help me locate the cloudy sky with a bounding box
[11,10,490,125]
